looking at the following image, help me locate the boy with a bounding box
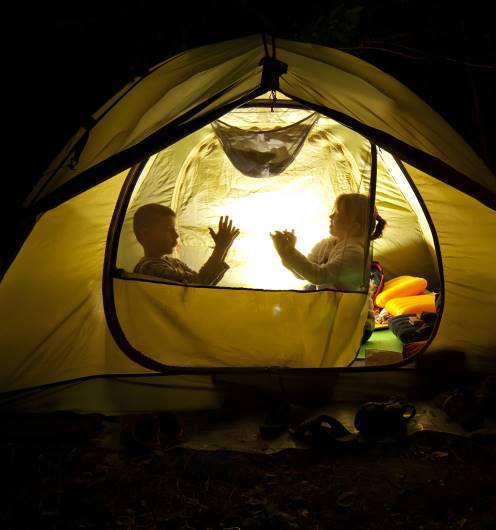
[133,203,239,286]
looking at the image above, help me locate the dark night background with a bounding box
[9,0,496,212]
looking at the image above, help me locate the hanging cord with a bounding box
[270,34,277,110]
[262,30,269,58]
[259,32,288,111]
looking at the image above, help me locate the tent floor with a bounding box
[356,328,404,363]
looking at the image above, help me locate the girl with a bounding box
[271,193,386,342]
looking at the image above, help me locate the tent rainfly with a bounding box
[1,35,495,413]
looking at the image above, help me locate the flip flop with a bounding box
[289,414,358,447]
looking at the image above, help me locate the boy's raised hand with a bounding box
[209,215,240,254]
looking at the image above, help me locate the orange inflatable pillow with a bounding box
[385,293,437,316]
[375,276,427,308]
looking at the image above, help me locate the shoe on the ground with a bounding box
[354,398,416,437]
[157,412,184,447]
[120,412,183,450]
[435,390,484,430]
[120,414,161,450]
[259,401,290,439]
[475,376,496,419]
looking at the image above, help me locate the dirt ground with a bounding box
[2,409,496,530]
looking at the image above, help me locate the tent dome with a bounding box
[1,35,495,410]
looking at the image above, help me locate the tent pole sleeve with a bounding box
[363,143,378,286]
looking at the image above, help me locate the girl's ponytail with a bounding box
[371,214,386,240]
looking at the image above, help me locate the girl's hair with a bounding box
[371,212,386,240]
[335,193,386,240]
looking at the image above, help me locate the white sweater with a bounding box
[282,236,367,291]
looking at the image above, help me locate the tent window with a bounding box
[116,108,376,292]
[110,102,440,369]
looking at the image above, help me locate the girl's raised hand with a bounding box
[270,229,296,258]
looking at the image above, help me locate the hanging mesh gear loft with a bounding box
[211,112,319,177]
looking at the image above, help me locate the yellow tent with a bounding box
[1,35,495,412]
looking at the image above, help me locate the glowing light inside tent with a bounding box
[206,176,331,290]
[167,107,356,290]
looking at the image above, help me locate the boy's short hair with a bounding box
[133,203,176,238]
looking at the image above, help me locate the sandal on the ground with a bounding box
[289,414,358,446]
[354,398,416,437]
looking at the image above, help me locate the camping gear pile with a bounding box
[371,272,442,355]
